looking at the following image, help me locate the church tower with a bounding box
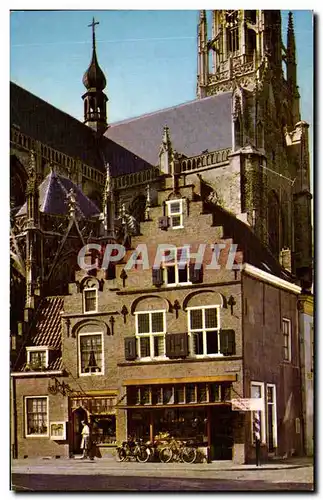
[196,10,312,291]
[82,18,108,134]
[197,10,284,98]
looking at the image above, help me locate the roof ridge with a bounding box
[109,92,232,128]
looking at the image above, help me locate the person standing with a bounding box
[80,420,90,459]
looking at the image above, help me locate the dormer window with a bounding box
[166,199,184,229]
[26,347,49,370]
[83,288,98,314]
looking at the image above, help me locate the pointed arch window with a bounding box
[225,11,239,55]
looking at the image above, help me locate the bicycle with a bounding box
[116,437,150,463]
[159,437,197,464]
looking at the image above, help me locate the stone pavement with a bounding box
[11,455,314,485]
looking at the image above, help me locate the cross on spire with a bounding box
[88,17,99,49]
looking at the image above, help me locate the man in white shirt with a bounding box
[80,420,90,459]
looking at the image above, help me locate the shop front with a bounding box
[69,392,117,457]
[121,376,237,461]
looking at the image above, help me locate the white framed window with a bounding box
[282,318,291,362]
[163,246,190,286]
[250,382,266,444]
[135,310,166,360]
[25,396,49,437]
[166,199,184,229]
[83,288,98,314]
[26,346,49,369]
[78,332,104,376]
[187,306,221,357]
[266,384,277,451]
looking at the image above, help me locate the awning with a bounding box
[123,374,237,386]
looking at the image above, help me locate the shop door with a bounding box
[210,406,233,460]
[71,407,89,455]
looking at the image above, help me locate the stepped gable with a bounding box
[106,92,233,166]
[16,170,100,218]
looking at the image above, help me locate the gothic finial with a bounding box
[145,184,151,221]
[199,10,206,21]
[66,188,77,219]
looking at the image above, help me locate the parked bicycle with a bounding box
[116,437,150,463]
[159,437,197,464]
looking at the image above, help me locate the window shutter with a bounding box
[158,216,169,230]
[152,267,164,286]
[220,329,236,356]
[124,337,137,361]
[165,334,176,358]
[189,263,203,283]
[166,333,188,358]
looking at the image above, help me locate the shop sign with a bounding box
[231,398,264,411]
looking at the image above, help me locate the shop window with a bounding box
[83,288,98,313]
[186,384,197,404]
[25,397,48,437]
[134,386,151,405]
[188,306,221,357]
[135,310,166,360]
[166,199,184,229]
[163,386,175,405]
[152,387,163,405]
[175,385,185,404]
[197,383,208,403]
[92,415,116,445]
[282,318,291,362]
[209,383,221,402]
[79,333,103,375]
[251,382,266,444]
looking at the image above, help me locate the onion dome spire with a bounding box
[82,17,106,91]
[82,17,108,134]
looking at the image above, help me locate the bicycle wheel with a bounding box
[159,447,173,463]
[136,445,150,463]
[117,447,127,462]
[181,446,197,464]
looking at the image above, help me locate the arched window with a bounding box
[234,117,242,150]
[226,10,239,55]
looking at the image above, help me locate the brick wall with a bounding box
[242,274,302,458]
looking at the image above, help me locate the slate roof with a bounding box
[106,92,233,166]
[10,81,153,177]
[16,170,100,218]
[10,82,104,170]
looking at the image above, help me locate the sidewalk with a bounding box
[11,455,314,474]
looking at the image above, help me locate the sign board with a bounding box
[231,398,264,412]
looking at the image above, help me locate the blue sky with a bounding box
[10,10,313,128]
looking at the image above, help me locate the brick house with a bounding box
[10,10,313,464]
